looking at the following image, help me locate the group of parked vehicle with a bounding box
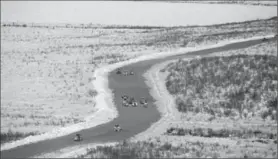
[73,69,150,141]
[116,68,134,76]
[121,95,148,108]
[73,96,148,141]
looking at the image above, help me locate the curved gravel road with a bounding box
[1,37,274,158]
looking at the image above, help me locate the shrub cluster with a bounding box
[166,127,276,139]
[164,54,277,119]
[1,130,38,144]
[79,140,223,158]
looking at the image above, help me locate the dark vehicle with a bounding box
[128,97,135,103]
[262,38,268,42]
[121,95,129,101]
[117,69,134,76]
[74,133,82,142]
[121,96,139,107]
[140,97,148,107]
[116,68,122,74]
[129,97,137,106]
[139,97,147,104]
[114,124,122,132]
[122,100,129,107]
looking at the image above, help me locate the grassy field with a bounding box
[1,17,277,144]
[0,26,140,143]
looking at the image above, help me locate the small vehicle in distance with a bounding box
[262,38,268,42]
[122,100,129,107]
[128,97,138,107]
[121,95,129,101]
[129,70,134,75]
[74,133,83,142]
[131,101,138,107]
[123,71,129,76]
[114,124,122,132]
[140,97,148,107]
[116,68,122,74]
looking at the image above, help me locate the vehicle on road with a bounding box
[140,97,148,107]
[129,70,134,75]
[122,95,129,101]
[114,124,122,132]
[262,38,268,42]
[116,68,122,74]
[123,70,129,76]
[131,101,138,107]
[121,96,139,107]
[129,97,138,107]
[122,100,129,107]
[117,69,135,76]
[74,134,82,142]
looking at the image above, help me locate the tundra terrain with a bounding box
[1,17,277,156]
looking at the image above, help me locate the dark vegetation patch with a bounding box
[164,54,277,120]
[1,130,38,144]
[78,140,223,158]
[91,54,131,65]
[165,127,277,140]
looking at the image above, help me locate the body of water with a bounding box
[1,1,277,26]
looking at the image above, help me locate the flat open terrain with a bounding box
[1,35,276,158]
[1,17,276,144]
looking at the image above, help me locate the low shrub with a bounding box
[164,54,277,120]
[80,140,223,158]
[1,130,38,144]
[160,142,172,151]
[88,89,98,97]
[165,127,276,139]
